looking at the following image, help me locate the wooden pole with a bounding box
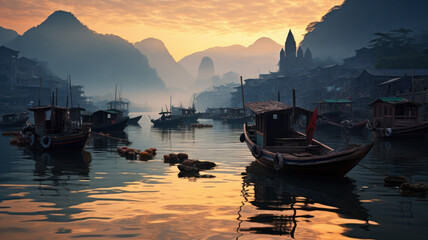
[291,89,296,126]
[240,76,246,125]
[38,76,42,106]
[411,65,414,102]
[55,88,58,106]
[278,91,280,102]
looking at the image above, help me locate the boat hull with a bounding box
[244,125,373,177]
[49,132,90,150]
[91,118,129,132]
[371,122,428,139]
[151,116,183,128]
[128,115,142,124]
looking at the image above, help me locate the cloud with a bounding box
[0,0,343,59]
[0,0,343,35]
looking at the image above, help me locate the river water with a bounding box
[0,113,427,240]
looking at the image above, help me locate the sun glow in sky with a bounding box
[0,0,343,60]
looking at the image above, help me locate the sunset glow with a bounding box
[0,0,344,60]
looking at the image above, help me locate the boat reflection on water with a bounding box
[25,149,92,177]
[238,161,369,238]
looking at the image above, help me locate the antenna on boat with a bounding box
[240,76,247,125]
[170,96,172,113]
[278,91,280,102]
[69,74,74,108]
[115,84,117,102]
[291,89,296,124]
[55,88,58,106]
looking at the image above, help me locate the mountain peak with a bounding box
[41,10,85,29]
[249,37,279,48]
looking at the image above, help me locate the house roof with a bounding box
[29,106,68,111]
[368,97,421,106]
[246,100,313,115]
[246,101,291,114]
[367,69,428,77]
[378,77,403,86]
[319,99,353,104]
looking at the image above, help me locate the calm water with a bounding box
[0,113,427,240]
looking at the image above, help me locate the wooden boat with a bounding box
[151,110,184,128]
[20,104,90,151]
[367,97,428,138]
[90,110,129,132]
[171,105,200,124]
[128,115,142,124]
[241,101,373,177]
[0,112,29,127]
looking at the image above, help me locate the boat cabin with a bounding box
[108,100,129,116]
[369,97,421,128]
[225,108,244,118]
[29,106,69,136]
[317,99,353,117]
[92,110,124,126]
[69,107,86,127]
[171,106,196,116]
[246,101,313,148]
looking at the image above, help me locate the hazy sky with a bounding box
[0,0,343,60]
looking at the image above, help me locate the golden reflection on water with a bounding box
[0,165,377,239]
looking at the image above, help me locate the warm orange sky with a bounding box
[0,0,343,60]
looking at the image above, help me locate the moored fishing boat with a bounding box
[151,110,184,128]
[90,109,129,132]
[366,97,428,138]
[241,100,373,177]
[20,104,90,151]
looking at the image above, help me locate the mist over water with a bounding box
[0,115,427,239]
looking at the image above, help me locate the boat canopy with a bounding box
[246,100,312,116]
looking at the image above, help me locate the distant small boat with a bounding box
[0,112,29,127]
[151,110,184,128]
[128,115,142,124]
[242,101,373,177]
[367,97,428,138]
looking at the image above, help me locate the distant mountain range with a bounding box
[4,10,165,96]
[300,0,428,60]
[134,38,194,89]
[0,26,18,46]
[178,37,282,79]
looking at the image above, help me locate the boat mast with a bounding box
[411,65,414,102]
[38,76,42,106]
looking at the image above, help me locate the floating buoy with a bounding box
[384,176,407,186]
[139,151,152,161]
[169,153,179,161]
[163,154,171,163]
[400,182,428,196]
[178,153,188,161]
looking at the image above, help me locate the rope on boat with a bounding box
[357,163,390,177]
[87,131,131,144]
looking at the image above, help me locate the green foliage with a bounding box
[367,28,428,69]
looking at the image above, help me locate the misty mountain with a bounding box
[134,38,194,89]
[5,10,165,96]
[179,37,282,79]
[300,0,428,60]
[0,26,19,45]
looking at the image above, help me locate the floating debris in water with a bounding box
[384,176,408,186]
[400,182,428,196]
[117,147,156,161]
